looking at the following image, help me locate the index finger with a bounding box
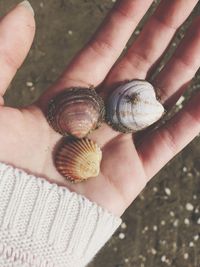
[39,0,153,108]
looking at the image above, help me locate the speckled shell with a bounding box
[55,138,102,183]
[106,80,165,133]
[47,88,105,139]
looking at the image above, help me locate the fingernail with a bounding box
[18,1,34,16]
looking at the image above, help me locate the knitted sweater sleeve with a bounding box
[0,162,121,267]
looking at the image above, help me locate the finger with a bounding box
[106,0,198,85]
[0,1,35,100]
[153,17,200,107]
[39,0,153,107]
[138,91,200,180]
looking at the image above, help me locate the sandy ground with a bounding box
[1,1,200,266]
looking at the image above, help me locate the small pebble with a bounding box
[135,30,140,35]
[183,253,189,260]
[68,30,73,35]
[153,225,158,231]
[193,195,197,200]
[173,219,179,227]
[186,203,194,211]
[197,218,200,224]
[194,235,199,241]
[161,220,166,226]
[119,233,125,239]
[139,194,145,200]
[183,166,187,172]
[172,242,177,250]
[153,187,158,192]
[161,255,167,262]
[189,242,194,247]
[176,96,185,106]
[26,81,33,87]
[142,226,148,234]
[195,208,199,214]
[151,248,157,255]
[121,222,127,229]
[165,188,171,196]
[158,64,164,72]
[170,211,175,217]
[184,218,190,225]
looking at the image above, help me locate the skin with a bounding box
[0,0,200,217]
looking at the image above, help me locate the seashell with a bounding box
[106,80,165,133]
[47,88,105,139]
[55,138,102,183]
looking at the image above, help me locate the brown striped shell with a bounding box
[47,88,105,139]
[55,138,102,183]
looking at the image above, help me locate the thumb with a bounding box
[0,1,35,101]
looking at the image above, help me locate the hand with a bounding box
[0,0,200,217]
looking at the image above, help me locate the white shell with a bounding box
[106,80,165,133]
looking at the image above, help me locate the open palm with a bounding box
[1,1,200,217]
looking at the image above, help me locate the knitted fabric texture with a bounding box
[0,162,121,267]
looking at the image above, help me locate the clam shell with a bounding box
[55,138,102,183]
[106,80,165,133]
[47,88,105,138]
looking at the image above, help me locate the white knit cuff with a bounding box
[0,162,121,267]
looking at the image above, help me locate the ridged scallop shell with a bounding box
[106,80,165,133]
[47,88,105,139]
[55,138,102,183]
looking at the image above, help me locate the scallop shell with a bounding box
[55,138,102,183]
[106,80,165,133]
[47,88,105,139]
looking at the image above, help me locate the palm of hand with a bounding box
[0,102,145,216]
[1,1,200,216]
